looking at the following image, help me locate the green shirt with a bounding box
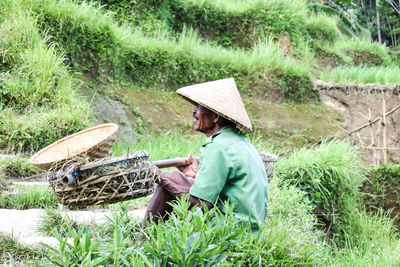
[190,126,268,230]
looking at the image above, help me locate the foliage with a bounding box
[307,0,362,37]
[354,0,400,47]
[0,185,57,209]
[334,38,393,66]
[42,227,108,266]
[141,196,245,265]
[38,209,82,236]
[0,106,89,153]
[325,209,400,266]
[305,13,339,46]
[320,65,400,84]
[0,2,89,153]
[0,155,39,178]
[361,164,400,229]
[0,232,43,265]
[29,0,316,102]
[274,140,366,240]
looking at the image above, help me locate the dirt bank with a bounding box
[318,80,400,164]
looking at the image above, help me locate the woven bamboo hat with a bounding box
[176,78,252,132]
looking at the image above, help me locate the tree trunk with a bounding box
[376,0,382,43]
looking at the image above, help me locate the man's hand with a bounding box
[177,153,198,178]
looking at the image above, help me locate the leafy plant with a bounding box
[0,185,57,209]
[361,164,400,229]
[0,232,43,264]
[42,227,107,266]
[275,140,366,239]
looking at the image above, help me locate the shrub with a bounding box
[335,39,393,66]
[0,156,39,178]
[274,140,366,239]
[319,65,400,85]
[361,164,400,229]
[0,185,57,209]
[0,3,89,154]
[31,0,316,102]
[305,14,338,45]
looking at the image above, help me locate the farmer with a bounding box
[142,78,268,231]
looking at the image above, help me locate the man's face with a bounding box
[192,105,215,133]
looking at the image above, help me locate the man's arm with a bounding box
[189,195,213,210]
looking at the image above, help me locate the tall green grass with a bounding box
[28,0,316,101]
[0,233,43,265]
[0,185,57,209]
[274,140,366,240]
[320,65,400,85]
[0,155,39,178]
[113,129,275,161]
[0,2,89,153]
[334,39,393,66]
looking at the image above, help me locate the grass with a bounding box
[334,38,393,66]
[0,139,398,265]
[1,0,400,265]
[274,140,367,241]
[28,0,316,101]
[37,209,82,236]
[0,2,89,153]
[0,185,57,209]
[0,155,40,178]
[0,232,44,265]
[320,65,400,85]
[112,129,276,162]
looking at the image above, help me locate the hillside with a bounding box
[2,0,399,156]
[2,0,400,265]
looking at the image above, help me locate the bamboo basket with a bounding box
[30,123,119,171]
[49,152,157,207]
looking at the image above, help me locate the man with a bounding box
[142,78,268,231]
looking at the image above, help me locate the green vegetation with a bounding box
[0,185,57,209]
[0,156,40,178]
[275,141,366,241]
[362,164,400,229]
[0,233,43,265]
[1,0,397,154]
[1,0,400,265]
[320,65,400,84]
[0,2,89,153]
[0,141,398,266]
[334,39,393,66]
[38,209,82,236]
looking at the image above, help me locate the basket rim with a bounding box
[30,123,119,167]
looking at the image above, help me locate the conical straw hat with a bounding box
[176,78,252,132]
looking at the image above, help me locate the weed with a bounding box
[275,140,366,242]
[0,155,40,178]
[320,65,400,85]
[0,232,43,265]
[38,209,81,236]
[0,185,57,209]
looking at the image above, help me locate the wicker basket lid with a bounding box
[176,78,252,132]
[30,123,119,170]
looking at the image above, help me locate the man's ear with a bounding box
[213,113,220,124]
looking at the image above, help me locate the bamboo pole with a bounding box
[363,147,400,150]
[382,96,387,163]
[368,108,378,167]
[348,104,400,135]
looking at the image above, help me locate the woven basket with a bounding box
[48,152,157,207]
[30,123,119,171]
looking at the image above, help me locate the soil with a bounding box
[318,81,400,163]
